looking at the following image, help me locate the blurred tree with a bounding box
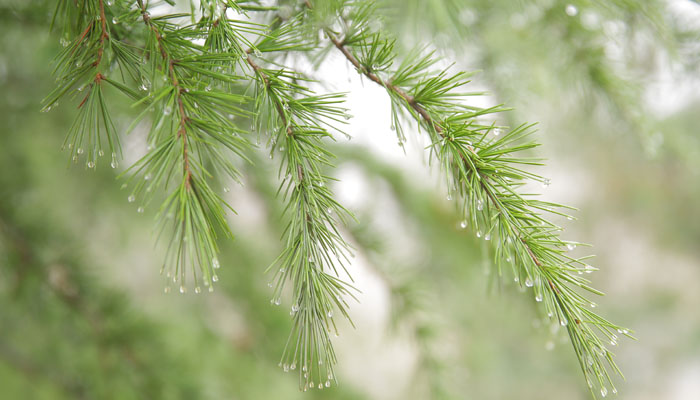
[1,0,698,400]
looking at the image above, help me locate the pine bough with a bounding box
[44,0,630,396]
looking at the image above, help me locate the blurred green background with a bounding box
[1,0,699,399]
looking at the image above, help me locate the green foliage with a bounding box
[36,0,661,397]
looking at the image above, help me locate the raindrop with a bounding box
[302,365,307,372]
[60,37,69,47]
[194,286,202,294]
[274,298,281,306]
[566,243,576,251]
[77,148,84,154]
[506,256,512,262]
[446,194,452,201]
[560,318,568,326]
[585,265,594,273]
[484,233,491,241]
[267,282,273,288]
[106,0,113,5]
[459,220,467,229]
[254,49,262,57]
[223,187,230,193]
[525,277,533,287]
[163,106,172,115]
[111,160,118,168]
[318,384,323,389]
[612,388,617,395]
[283,364,289,372]
[565,4,579,17]
[128,195,135,202]
[205,85,212,92]
[535,294,543,302]
[327,310,333,318]
[212,274,219,282]
[179,285,186,294]
[137,207,144,213]
[112,16,119,24]
[567,216,574,221]
[144,173,151,180]
[208,286,214,292]
[98,150,104,157]
[290,363,296,370]
[213,258,220,269]
[600,387,608,397]
[325,380,331,388]
[587,355,594,366]
[87,161,95,168]
[291,304,299,313]
[476,231,482,238]
[590,303,597,308]
[542,178,551,188]
[476,199,484,210]
[545,341,555,351]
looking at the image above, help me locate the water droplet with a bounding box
[212,275,219,282]
[566,243,576,251]
[128,195,135,202]
[535,294,543,302]
[484,233,491,241]
[318,384,323,389]
[208,286,214,292]
[585,265,594,273]
[144,173,151,181]
[60,37,69,47]
[344,114,351,120]
[274,298,281,306]
[590,303,597,308]
[542,178,551,188]
[560,318,568,326]
[106,0,113,5]
[565,4,578,17]
[390,124,395,131]
[476,231,482,238]
[205,85,212,92]
[460,220,467,229]
[325,380,331,387]
[283,363,289,372]
[112,16,119,24]
[163,106,172,115]
[223,187,230,193]
[291,304,299,313]
[241,52,248,60]
[327,310,333,318]
[111,160,118,168]
[267,282,273,288]
[476,199,484,210]
[139,83,148,91]
[137,206,144,213]
[179,285,186,294]
[545,341,555,351]
[212,258,220,269]
[87,161,95,168]
[600,386,608,397]
[514,276,519,282]
[290,363,296,370]
[98,150,104,157]
[194,286,202,294]
[547,311,553,318]
[254,49,262,57]
[525,277,533,287]
[302,365,307,372]
[567,216,574,221]
[612,388,617,395]
[77,148,84,154]
[164,286,171,293]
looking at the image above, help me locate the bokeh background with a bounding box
[1,0,699,399]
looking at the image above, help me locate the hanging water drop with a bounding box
[274,298,281,306]
[254,49,262,57]
[212,274,219,282]
[98,149,104,157]
[283,364,289,372]
[60,37,69,47]
[163,106,172,115]
[460,220,467,229]
[137,207,144,213]
[565,4,578,16]
[600,387,608,397]
[77,148,84,154]
[179,285,186,294]
[542,178,551,188]
[291,304,299,313]
[290,363,296,370]
[325,380,331,388]
[560,318,568,326]
[535,294,543,302]
[585,265,594,273]
[484,233,491,241]
[164,286,171,293]
[525,277,533,287]
[194,286,202,294]
[476,199,484,210]
[212,258,220,269]
[223,187,230,193]
[87,161,95,168]
[476,231,482,238]
[128,195,135,202]
[112,16,119,24]
[566,243,576,251]
[327,310,333,318]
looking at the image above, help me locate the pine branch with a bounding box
[202,6,357,390]
[304,1,631,397]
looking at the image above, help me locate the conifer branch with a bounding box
[304,1,631,397]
